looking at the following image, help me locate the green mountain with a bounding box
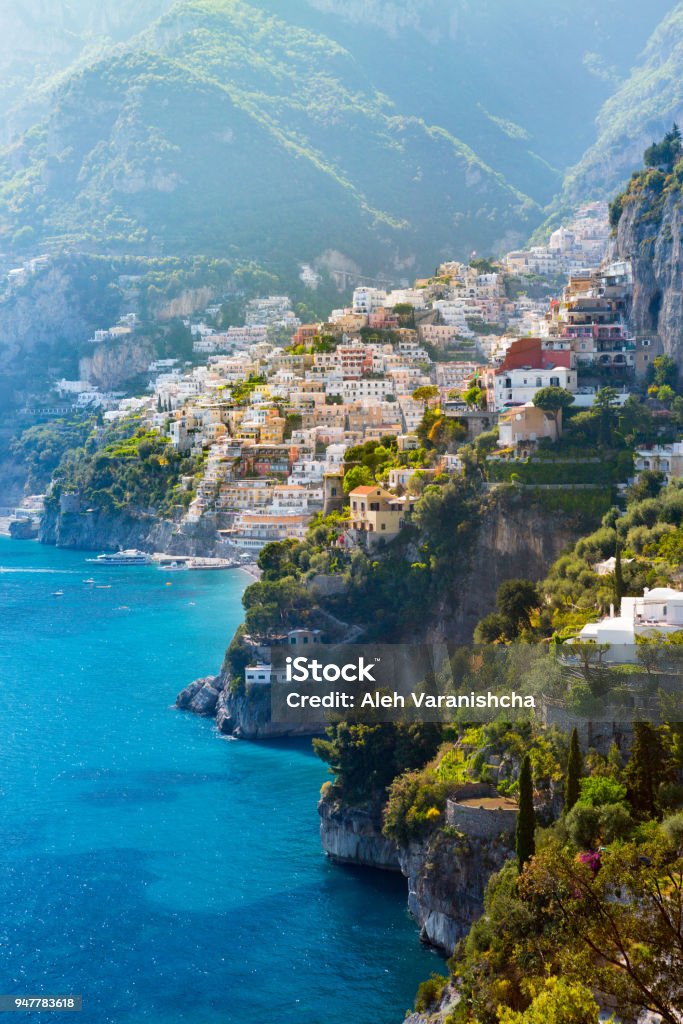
[0,0,174,142]
[563,3,683,205]
[0,0,676,273]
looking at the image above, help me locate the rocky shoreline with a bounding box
[317,790,513,955]
[39,502,227,557]
[176,675,321,740]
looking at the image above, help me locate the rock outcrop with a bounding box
[398,831,511,952]
[431,488,588,643]
[615,179,683,362]
[176,675,221,716]
[176,675,321,740]
[79,335,155,391]
[318,795,400,870]
[40,502,224,556]
[318,789,512,954]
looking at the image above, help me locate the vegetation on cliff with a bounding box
[562,3,683,206]
[240,474,484,643]
[46,416,203,517]
[11,415,96,492]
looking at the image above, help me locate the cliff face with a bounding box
[0,258,124,414]
[615,185,683,360]
[431,490,586,643]
[398,831,510,952]
[318,796,401,871]
[176,675,321,741]
[40,503,223,555]
[79,336,155,390]
[318,790,512,954]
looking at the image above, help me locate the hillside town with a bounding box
[10,200,670,552]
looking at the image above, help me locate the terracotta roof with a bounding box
[349,485,384,495]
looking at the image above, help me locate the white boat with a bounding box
[157,559,189,571]
[187,558,238,570]
[52,590,65,596]
[86,550,151,566]
[83,578,96,584]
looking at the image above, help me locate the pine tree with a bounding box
[516,753,535,872]
[565,727,582,814]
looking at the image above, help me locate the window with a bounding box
[535,377,542,387]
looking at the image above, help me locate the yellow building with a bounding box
[348,486,416,543]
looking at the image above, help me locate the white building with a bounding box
[352,287,387,314]
[491,365,576,410]
[634,443,683,484]
[578,588,683,647]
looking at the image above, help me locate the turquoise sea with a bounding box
[0,538,437,1024]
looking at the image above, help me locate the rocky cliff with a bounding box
[615,184,683,361]
[430,488,588,643]
[79,336,155,391]
[40,503,223,555]
[176,675,321,741]
[318,795,401,871]
[398,831,511,952]
[0,257,123,413]
[318,789,513,954]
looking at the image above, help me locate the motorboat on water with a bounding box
[187,557,239,570]
[86,550,152,566]
[156,559,190,571]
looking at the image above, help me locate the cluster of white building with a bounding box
[43,201,673,550]
[504,202,609,278]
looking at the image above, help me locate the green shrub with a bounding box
[414,974,448,1013]
[578,776,627,807]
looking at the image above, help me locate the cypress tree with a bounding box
[565,727,582,813]
[516,753,535,873]
[614,542,624,606]
[624,720,673,818]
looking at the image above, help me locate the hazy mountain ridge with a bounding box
[0,0,680,273]
[563,3,683,205]
[0,0,174,143]
[0,0,540,271]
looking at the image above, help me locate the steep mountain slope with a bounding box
[0,0,679,272]
[564,3,683,204]
[263,0,674,190]
[0,0,174,143]
[0,0,539,271]
[613,144,683,363]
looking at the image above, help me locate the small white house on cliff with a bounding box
[578,587,683,645]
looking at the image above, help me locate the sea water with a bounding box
[0,539,438,1024]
